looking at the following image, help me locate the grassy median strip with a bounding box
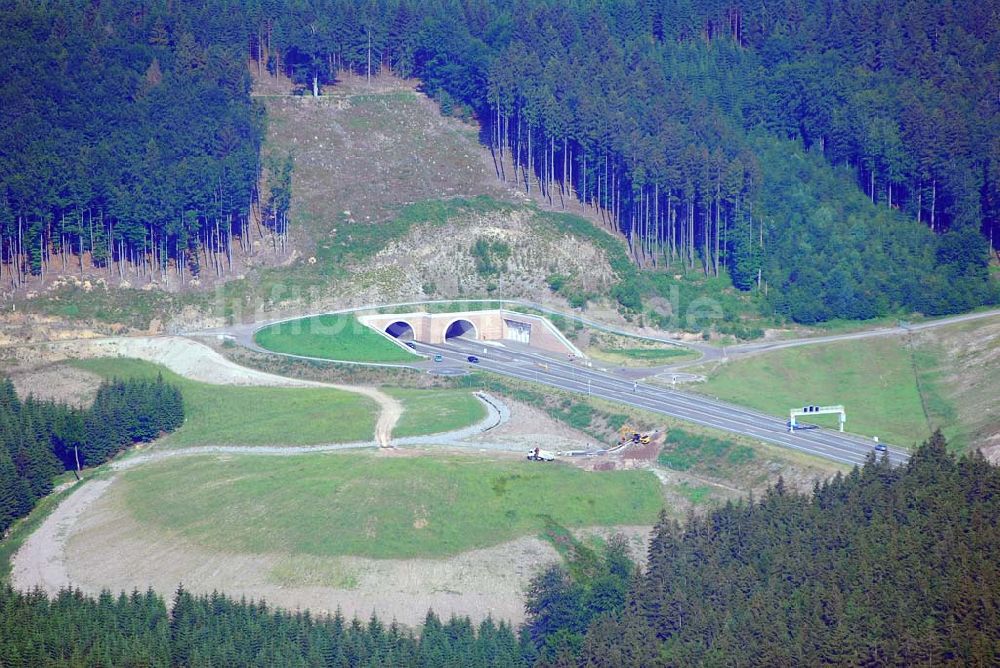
[255,314,419,363]
[73,358,379,446]
[123,453,663,559]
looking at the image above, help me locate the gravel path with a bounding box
[11,390,513,597]
[10,336,511,605]
[11,478,113,595]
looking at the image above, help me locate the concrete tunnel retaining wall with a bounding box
[357,309,583,356]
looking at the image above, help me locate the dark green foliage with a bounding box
[523,534,635,663]
[0,375,182,536]
[5,0,993,323]
[83,375,184,465]
[472,238,512,277]
[247,0,996,323]
[0,1,265,285]
[0,585,524,667]
[620,432,1000,664]
[519,432,1000,664]
[756,139,998,322]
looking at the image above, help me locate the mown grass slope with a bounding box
[384,388,486,437]
[123,453,663,559]
[255,313,419,363]
[695,337,933,446]
[73,358,378,446]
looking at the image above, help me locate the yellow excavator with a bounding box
[618,423,651,445]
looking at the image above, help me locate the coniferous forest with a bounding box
[0,376,183,535]
[1,0,997,322]
[2,3,999,665]
[2,433,998,665]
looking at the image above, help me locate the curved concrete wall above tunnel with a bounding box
[357,309,583,356]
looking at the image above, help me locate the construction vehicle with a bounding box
[527,447,556,461]
[618,423,652,446]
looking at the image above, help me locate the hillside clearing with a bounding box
[693,337,930,446]
[119,452,661,560]
[72,358,380,446]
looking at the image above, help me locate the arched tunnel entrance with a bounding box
[385,321,415,340]
[444,319,478,341]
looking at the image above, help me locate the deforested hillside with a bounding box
[247,0,999,323]
[2,0,996,335]
[250,85,627,311]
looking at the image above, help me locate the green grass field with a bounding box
[384,388,486,437]
[695,337,935,446]
[658,429,757,477]
[123,453,663,559]
[254,314,419,363]
[73,358,379,446]
[675,482,714,506]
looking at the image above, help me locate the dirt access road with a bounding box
[10,334,578,625]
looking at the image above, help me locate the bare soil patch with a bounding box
[11,478,112,594]
[9,363,103,408]
[913,317,1000,456]
[621,432,666,462]
[467,399,604,455]
[263,76,505,262]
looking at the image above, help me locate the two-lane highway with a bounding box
[416,339,909,467]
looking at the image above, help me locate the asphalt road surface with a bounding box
[417,337,910,468]
[194,302,1000,467]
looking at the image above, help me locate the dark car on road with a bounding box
[405,341,416,349]
[433,354,443,362]
[874,443,887,454]
[467,355,480,363]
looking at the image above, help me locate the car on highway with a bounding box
[405,341,416,349]
[786,421,818,430]
[433,354,443,362]
[874,443,887,454]
[467,355,480,363]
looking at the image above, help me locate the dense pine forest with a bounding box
[0,1,280,290]
[527,433,1000,665]
[2,433,998,665]
[0,376,183,535]
[0,0,996,320]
